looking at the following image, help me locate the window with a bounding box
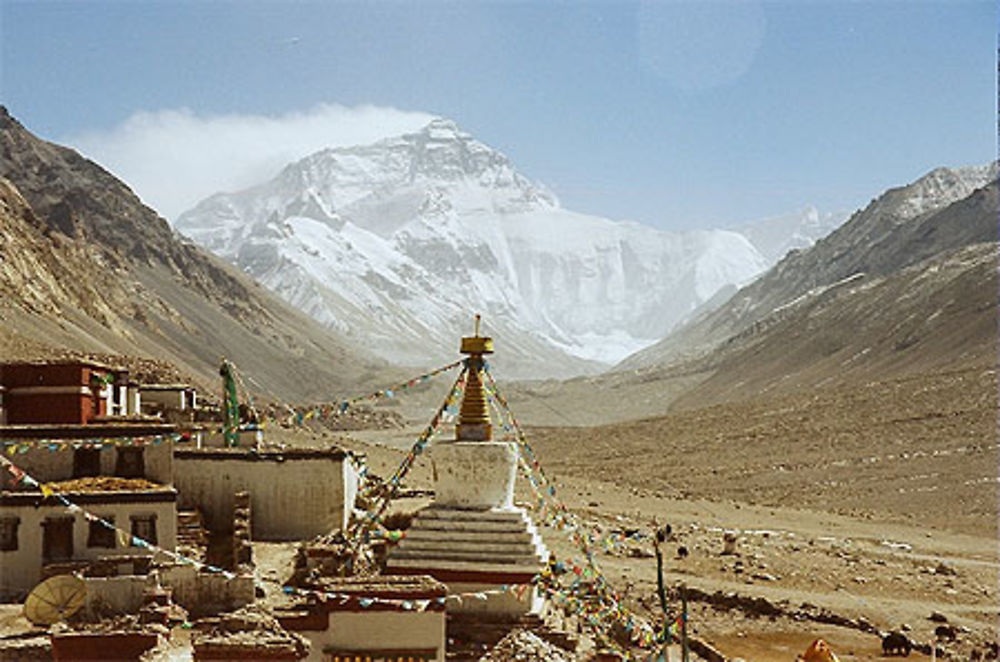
[73,447,102,478]
[87,516,115,549]
[114,447,145,479]
[130,515,157,547]
[0,517,19,551]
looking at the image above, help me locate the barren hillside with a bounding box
[0,108,396,400]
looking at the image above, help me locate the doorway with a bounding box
[42,516,74,562]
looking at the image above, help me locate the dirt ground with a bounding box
[2,364,994,661]
[309,364,998,661]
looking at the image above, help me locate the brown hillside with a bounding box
[0,108,395,400]
[528,363,997,538]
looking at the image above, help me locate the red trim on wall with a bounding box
[388,567,538,585]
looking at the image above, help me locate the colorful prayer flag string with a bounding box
[483,365,659,658]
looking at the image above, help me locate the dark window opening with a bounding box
[0,517,19,552]
[114,447,145,479]
[42,516,74,562]
[73,447,102,478]
[130,515,157,547]
[87,516,115,548]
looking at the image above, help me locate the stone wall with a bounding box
[160,566,255,618]
[81,567,254,619]
[173,449,358,541]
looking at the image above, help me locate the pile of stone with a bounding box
[192,604,309,660]
[478,629,577,662]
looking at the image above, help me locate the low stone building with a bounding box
[0,427,175,490]
[139,383,197,414]
[0,434,180,599]
[0,481,178,599]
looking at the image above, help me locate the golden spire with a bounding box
[456,314,494,441]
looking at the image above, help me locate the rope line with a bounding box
[482,365,662,657]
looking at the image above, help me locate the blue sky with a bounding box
[1,1,994,229]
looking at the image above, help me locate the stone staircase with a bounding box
[176,509,208,561]
[388,507,548,575]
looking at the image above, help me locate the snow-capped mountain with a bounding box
[726,163,999,265]
[175,118,770,376]
[731,206,850,263]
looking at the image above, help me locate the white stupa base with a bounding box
[386,437,548,617]
[444,581,545,616]
[431,442,517,510]
[386,505,548,617]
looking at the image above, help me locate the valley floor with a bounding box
[335,363,998,660]
[3,364,991,660]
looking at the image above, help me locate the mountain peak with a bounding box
[889,161,998,221]
[420,117,468,140]
[248,115,559,214]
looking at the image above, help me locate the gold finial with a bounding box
[457,314,493,441]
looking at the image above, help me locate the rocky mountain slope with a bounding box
[621,163,998,371]
[0,107,390,400]
[499,170,997,426]
[176,119,772,377]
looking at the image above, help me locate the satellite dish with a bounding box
[23,574,87,625]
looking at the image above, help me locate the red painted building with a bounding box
[0,361,121,425]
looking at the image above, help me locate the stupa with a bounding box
[386,317,549,615]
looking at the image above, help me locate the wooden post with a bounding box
[653,520,671,661]
[681,585,689,662]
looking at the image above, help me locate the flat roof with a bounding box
[139,383,195,391]
[45,476,166,493]
[1,359,125,371]
[310,574,447,597]
[174,447,350,461]
[1,486,177,506]
[0,423,176,440]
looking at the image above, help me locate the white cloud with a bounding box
[67,104,436,220]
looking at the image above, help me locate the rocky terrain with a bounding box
[623,164,998,372]
[492,170,998,426]
[0,102,995,661]
[0,107,395,400]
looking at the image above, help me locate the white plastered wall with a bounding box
[172,454,353,540]
[300,610,445,662]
